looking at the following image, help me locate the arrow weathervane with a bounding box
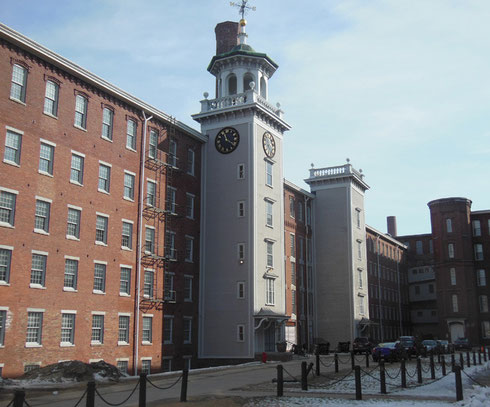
[230,1,256,20]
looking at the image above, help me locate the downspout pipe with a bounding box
[134,111,152,375]
[376,235,384,342]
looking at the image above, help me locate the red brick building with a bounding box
[0,23,204,377]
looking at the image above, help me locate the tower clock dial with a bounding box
[215,127,240,154]
[262,131,276,158]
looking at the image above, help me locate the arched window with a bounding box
[260,77,267,98]
[227,74,237,95]
[243,73,254,92]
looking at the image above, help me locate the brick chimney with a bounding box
[387,216,397,237]
[215,21,239,55]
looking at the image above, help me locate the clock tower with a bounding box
[193,18,291,360]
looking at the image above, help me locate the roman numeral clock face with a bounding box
[215,127,240,154]
[262,131,276,158]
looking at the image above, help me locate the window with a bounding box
[415,241,423,255]
[184,276,193,301]
[74,95,87,129]
[168,139,177,167]
[238,243,245,263]
[44,80,59,116]
[265,160,273,186]
[428,284,434,293]
[162,358,172,372]
[116,360,128,374]
[142,317,152,343]
[306,205,311,225]
[291,262,296,283]
[0,310,6,346]
[358,269,363,288]
[4,129,22,165]
[475,244,484,261]
[415,285,420,295]
[448,243,455,259]
[355,208,360,228]
[95,215,108,244]
[120,267,131,295]
[429,239,434,254]
[93,263,106,293]
[165,231,176,260]
[473,220,482,237]
[185,236,194,262]
[479,296,488,313]
[70,153,84,184]
[298,201,304,222]
[126,119,137,150]
[164,273,175,302]
[482,321,490,338]
[61,313,75,345]
[147,181,156,207]
[299,238,304,262]
[265,278,275,305]
[357,240,362,259]
[91,314,104,344]
[186,193,195,219]
[0,190,16,226]
[266,200,273,227]
[238,201,245,217]
[452,295,459,312]
[145,227,155,254]
[187,149,195,175]
[450,268,456,286]
[446,218,453,233]
[237,282,245,299]
[118,315,130,344]
[163,317,173,344]
[64,258,78,290]
[30,253,47,287]
[237,325,245,342]
[266,241,274,268]
[166,186,176,212]
[39,142,54,175]
[141,360,151,375]
[98,163,111,193]
[184,318,192,344]
[66,207,81,239]
[143,270,154,298]
[290,234,295,258]
[0,248,12,284]
[477,270,486,287]
[358,295,365,315]
[26,311,43,345]
[289,197,295,218]
[237,163,245,180]
[122,221,133,249]
[34,199,50,233]
[292,289,296,308]
[149,129,158,159]
[24,364,40,373]
[101,108,113,140]
[124,173,135,200]
[10,64,27,102]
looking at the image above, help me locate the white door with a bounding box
[450,323,464,342]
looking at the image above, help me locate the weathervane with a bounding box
[230,0,256,20]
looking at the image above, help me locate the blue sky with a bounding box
[2,0,489,235]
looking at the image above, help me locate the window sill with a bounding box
[185,259,193,263]
[43,112,58,120]
[142,341,152,346]
[92,290,106,295]
[34,229,49,236]
[290,256,296,263]
[183,341,191,345]
[60,343,75,347]
[123,197,134,202]
[69,180,83,187]
[25,343,42,348]
[186,216,195,221]
[266,224,273,229]
[184,299,193,303]
[73,124,87,132]
[163,342,173,345]
[63,287,78,292]
[119,293,131,297]
[10,96,26,106]
[3,159,20,167]
[97,189,110,195]
[95,241,108,247]
[38,170,54,178]
[117,341,130,346]
[126,147,137,153]
[266,183,273,189]
[121,246,133,252]
[29,284,46,290]
[0,281,10,286]
[91,342,103,346]
[101,136,113,143]
[66,235,80,241]
[0,222,14,229]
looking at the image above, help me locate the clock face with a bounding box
[215,127,240,154]
[262,132,276,158]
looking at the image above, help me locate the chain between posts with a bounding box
[94,378,140,407]
[146,373,183,390]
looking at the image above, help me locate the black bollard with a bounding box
[86,381,96,407]
[479,351,482,365]
[473,351,476,366]
[301,361,308,391]
[351,351,355,370]
[401,359,407,388]
[277,365,284,397]
[380,360,386,394]
[366,352,370,368]
[454,365,463,401]
[13,391,26,407]
[417,358,422,384]
[354,365,362,400]
[451,354,455,371]
[139,372,147,407]
[466,351,470,368]
[441,355,446,376]
[430,355,435,380]
[316,349,320,376]
[459,353,464,370]
[180,369,188,402]
[335,353,339,373]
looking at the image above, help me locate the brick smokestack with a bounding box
[215,21,239,55]
[387,216,397,237]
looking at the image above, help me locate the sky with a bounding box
[2,0,489,235]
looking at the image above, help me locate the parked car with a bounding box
[437,340,453,354]
[353,337,373,354]
[372,342,402,362]
[398,336,418,356]
[453,338,471,351]
[421,339,439,355]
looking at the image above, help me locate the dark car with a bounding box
[437,340,453,354]
[453,338,471,351]
[421,339,439,356]
[372,342,402,362]
[398,336,417,356]
[353,337,373,354]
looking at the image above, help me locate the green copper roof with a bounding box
[207,43,278,72]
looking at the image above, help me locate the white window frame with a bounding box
[74,94,88,129]
[446,218,453,233]
[10,63,27,103]
[93,261,107,294]
[266,199,273,227]
[187,148,195,175]
[148,129,158,159]
[91,312,105,344]
[186,193,195,219]
[60,311,76,346]
[26,309,44,347]
[473,220,482,237]
[98,162,111,194]
[147,179,157,207]
[448,243,455,259]
[34,198,51,234]
[63,256,79,291]
[185,235,194,263]
[43,80,59,117]
[184,275,193,302]
[142,315,153,344]
[266,240,274,268]
[0,188,17,228]
[265,277,275,305]
[4,127,23,166]
[123,171,136,201]
[118,314,131,345]
[126,119,137,151]
[166,185,176,213]
[121,220,133,250]
[95,214,109,245]
[163,315,173,344]
[183,317,192,344]
[30,250,48,288]
[145,226,155,254]
[143,269,155,299]
[168,139,177,167]
[66,205,81,240]
[289,196,295,218]
[265,160,273,186]
[119,265,132,296]
[101,107,113,141]
[0,246,13,284]
[39,140,55,176]
[70,152,85,185]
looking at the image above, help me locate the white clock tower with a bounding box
[193,18,291,360]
